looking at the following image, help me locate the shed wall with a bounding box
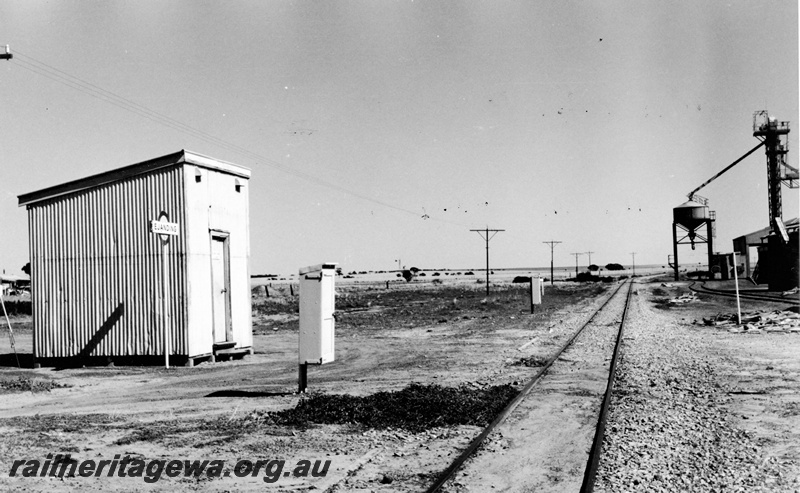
[28,167,188,359]
[183,165,252,355]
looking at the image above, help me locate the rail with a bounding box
[579,279,634,492]
[690,282,799,306]
[425,279,633,492]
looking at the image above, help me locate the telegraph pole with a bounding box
[471,227,504,296]
[630,252,637,277]
[570,252,583,277]
[542,241,561,286]
[585,251,595,266]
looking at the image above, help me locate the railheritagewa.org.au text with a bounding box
[9,454,331,483]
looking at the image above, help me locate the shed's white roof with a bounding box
[18,150,250,207]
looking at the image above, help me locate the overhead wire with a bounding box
[13,56,237,152]
[10,49,473,228]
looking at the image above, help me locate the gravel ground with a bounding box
[595,282,799,492]
[443,281,630,492]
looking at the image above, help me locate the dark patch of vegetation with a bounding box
[514,356,549,367]
[267,383,519,432]
[651,287,668,297]
[1,300,31,315]
[605,263,625,271]
[572,272,615,283]
[252,296,299,316]
[110,416,265,447]
[588,264,600,272]
[0,376,71,393]
[252,283,608,335]
[114,427,167,446]
[512,276,531,283]
[6,413,120,434]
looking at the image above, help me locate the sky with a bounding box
[1,1,797,276]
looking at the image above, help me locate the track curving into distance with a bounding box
[689,282,799,306]
[425,280,634,493]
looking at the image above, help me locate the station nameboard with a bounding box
[150,219,179,236]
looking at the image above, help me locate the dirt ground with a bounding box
[0,277,798,492]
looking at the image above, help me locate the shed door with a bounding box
[210,234,232,343]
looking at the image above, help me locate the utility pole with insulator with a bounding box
[571,252,582,277]
[542,240,561,286]
[471,227,504,296]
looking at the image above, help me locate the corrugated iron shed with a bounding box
[732,217,798,280]
[18,150,252,367]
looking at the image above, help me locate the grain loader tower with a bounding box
[671,112,798,287]
[752,111,798,290]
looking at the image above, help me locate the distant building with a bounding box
[732,217,798,287]
[18,150,252,367]
[0,274,30,295]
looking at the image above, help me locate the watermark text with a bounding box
[9,454,331,483]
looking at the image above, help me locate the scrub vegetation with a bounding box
[266,383,519,432]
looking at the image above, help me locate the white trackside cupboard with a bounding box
[298,263,337,365]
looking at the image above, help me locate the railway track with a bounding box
[689,282,799,305]
[425,280,635,492]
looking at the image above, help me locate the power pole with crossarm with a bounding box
[471,228,504,296]
[542,240,561,286]
[570,252,583,277]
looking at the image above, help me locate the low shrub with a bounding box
[268,383,519,432]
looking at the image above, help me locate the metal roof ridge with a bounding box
[18,150,249,207]
[179,149,252,178]
[733,217,799,242]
